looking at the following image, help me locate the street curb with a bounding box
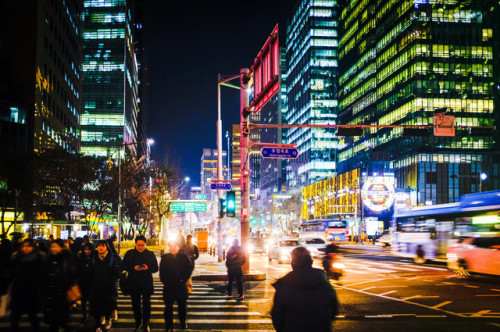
[193,271,266,282]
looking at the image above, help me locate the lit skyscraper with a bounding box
[338,0,499,204]
[81,0,139,157]
[286,0,339,188]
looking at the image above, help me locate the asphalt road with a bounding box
[240,243,500,331]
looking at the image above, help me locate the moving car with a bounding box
[299,237,326,258]
[248,237,268,254]
[447,236,500,277]
[268,239,300,264]
[376,231,392,247]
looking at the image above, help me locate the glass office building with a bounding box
[338,0,499,204]
[286,0,339,188]
[81,0,139,157]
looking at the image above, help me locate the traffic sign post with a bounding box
[210,183,232,190]
[261,147,299,159]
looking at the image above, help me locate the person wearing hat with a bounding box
[271,246,339,332]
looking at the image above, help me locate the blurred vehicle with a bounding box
[248,237,268,254]
[268,239,300,264]
[299,237,326,258]
[376,230,391,247]
[447,236,500,278]
[300,219,348,242]
[194,227,208,252]
[322,244,344,280]
[392,191,500,263]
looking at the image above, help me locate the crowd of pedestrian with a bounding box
[1,232,340,332]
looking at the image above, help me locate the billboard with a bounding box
[250,24,280,114]
[361,177,396,211]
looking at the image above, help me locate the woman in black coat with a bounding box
[160,241,193,331]
[77,243,94,321]
[89,240,121,330]
[10,239,44,332]
[43,239,77,332]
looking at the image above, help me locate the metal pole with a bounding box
[118,148,122,252]
[240,68,250,274]
[216,74,224,262]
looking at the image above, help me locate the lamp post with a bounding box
[479,172,487,192]
[216,73,240,262]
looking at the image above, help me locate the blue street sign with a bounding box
[261,147,300,159]
[210,183,232,190]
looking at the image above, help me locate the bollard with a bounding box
[223,248,226,261]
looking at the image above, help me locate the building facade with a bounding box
[286,0,339,188]
[0,0,84,228]
[338,0,500,205]
[200,148,228,216]
[81,0,139,157]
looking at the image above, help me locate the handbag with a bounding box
[119,271,132,296]
[186,278,193,294]
[66,284,82,303]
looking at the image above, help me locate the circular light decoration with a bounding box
[361,177,396,211]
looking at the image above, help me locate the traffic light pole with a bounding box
[239,68,250,274]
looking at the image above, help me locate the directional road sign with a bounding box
[210,183,232,190]
[261,147,299,159]
[195,194,207,200]
[170,202,207,212]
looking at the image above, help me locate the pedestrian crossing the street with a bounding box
[0,281,275,331]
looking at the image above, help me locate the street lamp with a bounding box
[480,172,487,192]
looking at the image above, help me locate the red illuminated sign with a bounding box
[250,24,280,114]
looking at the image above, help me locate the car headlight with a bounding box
[332,262,345,269]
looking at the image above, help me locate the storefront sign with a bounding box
[361,177,395,211]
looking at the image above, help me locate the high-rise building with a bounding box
[0,0,83,154]
[200,148,228,214]
[338,0,499,205]
[81,0,139,157]
[0,0,84,226]
[286,0,339,188]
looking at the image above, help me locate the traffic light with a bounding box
[226,191,236,217]
[219,198,226,218]
[337,127,363,136]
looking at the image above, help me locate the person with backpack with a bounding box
[225,239,246,300]
[121,236,158,332]
[89,240,121,331]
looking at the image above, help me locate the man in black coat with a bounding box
[121,236,158,332]
[271,246,339,332]
[89,240,121,331]
[160,241,193,331]
[225,239,245,300]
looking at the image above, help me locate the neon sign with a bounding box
[361,177,395,211]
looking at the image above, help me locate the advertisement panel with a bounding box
[361,177,396,211]
[250,24,280,113]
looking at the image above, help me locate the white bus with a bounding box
[392,191,500,262]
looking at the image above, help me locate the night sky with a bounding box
[146,1,297,186]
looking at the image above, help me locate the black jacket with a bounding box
[181,243,199,265]
[43,250,77,324]
[271,267,339,332]
[77,253,93,296]
[121,248,158,295]
[89,252,121,316]
[226,245,245,271]
[159,252,192,299]
[10,251,44,310]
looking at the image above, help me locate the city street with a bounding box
[2,245,500,331]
